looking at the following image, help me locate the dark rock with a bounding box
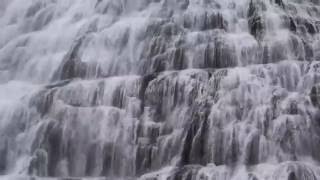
[204,44,214,68]
[32,7,54,31]
[0,140,8,174]
[28,149,48,176]
[136,145,153,175]
[275,0,285,8]
[172,48,186,70]
[52,38,87,81]
[169,166,201,180]
[288,171,297,180]
[244,133,260,165]
[180,100,211,166]
[30,89,56,117]
[288,101,298,115]
[102,143,114,176]
[249,16,265,40]
[183,12,227,31]
[304,20,317,34]
[180,117,202,165]
[111,85,125,109]
[248,173,259,180]
[212,40,237,68]
[290,17,297,32]
[41,122,63,176]
[225,128,240,165]
[273,162,318,180]
[45,79,71,89]
[310,84,320,108]
[202,12,228,31]
[139,74,157,112]
[85,143,99,176]
[178,0,189,10]
[303,41,314,61]
[248,0,266,40]
[25,2,42,18]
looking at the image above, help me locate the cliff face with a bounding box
[1,0,320,179]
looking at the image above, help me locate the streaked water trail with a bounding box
[1,0,320,179]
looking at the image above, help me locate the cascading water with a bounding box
[1,0,320,179]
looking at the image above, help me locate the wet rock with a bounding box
[45,79,72,89]
[211,39,237,68]
[275,0,285,8]
[273,162,318,180]
[52,38,87,81]
[183,12,228,31]
[101,143,114,176]
[139,74,158,111]
[249,15,265,40]
[303,41,314,61]
[25,2,43,18]
[85,143,100,176]
[304,20,318,35]
[30,89,56,117]
[111,85,125,109]
[248,173,259,180]
[169,165,201,180]
[225,128,240,165]
[181,105,210,166]
[136,145,153,175]
[180,117,202,165]
[34,121,63,177]
[244,133,260,165]
[290,17,297,32]
[172,48,186,70]
[0,140,8,174]
[178,0,189,10]
[248,0,266,40]
[310,84,320,108]
[31,7,54,31]
[28,149,48,176]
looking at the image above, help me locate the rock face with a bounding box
[1,0,320,179]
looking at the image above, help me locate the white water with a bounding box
[1,0,320,179]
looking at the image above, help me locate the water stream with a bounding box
[1,0,320,179]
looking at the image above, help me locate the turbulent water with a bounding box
[2,0,320,179]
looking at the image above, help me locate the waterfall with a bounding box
[1,0,320,179]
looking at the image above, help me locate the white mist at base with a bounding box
[1,0,320,179]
